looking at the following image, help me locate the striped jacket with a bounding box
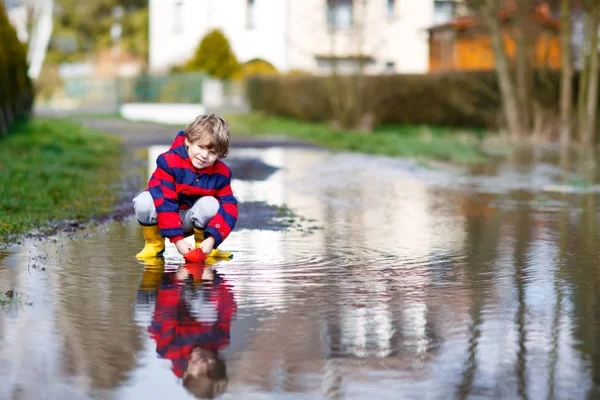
[147,131,238,246]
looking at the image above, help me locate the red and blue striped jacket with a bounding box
[147,131,238,246]
[148,272,236,378]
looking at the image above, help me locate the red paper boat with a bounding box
[183,248,207,263]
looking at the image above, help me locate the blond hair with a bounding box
[183,354,228,399]
[184,113,231,158]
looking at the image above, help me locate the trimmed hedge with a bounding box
[247,71,563,130]
[0,5,33,134]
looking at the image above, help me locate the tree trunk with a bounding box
[559,0,574,146]
[515,0,533,133]
[578,12,591,139]
[583,4,600,147]
[327,7,344,129]
[481,0,523,138]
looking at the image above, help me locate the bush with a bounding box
[240,59,278,77]
[247,71,563,130]
[35,65,62,102]
[186,29,240,79]
[0,5,33,134]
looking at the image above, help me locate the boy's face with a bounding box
[185,348,216,378]
[185,138,219,169]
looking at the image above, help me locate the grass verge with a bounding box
[0,118,123,244]
[224,113,488,165]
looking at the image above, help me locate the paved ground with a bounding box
[74,117,318,149]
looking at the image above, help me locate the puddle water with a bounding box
[1,145,600,399]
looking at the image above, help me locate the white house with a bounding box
[149,0,463,75]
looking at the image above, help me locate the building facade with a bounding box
[149,0,463,75]
[428,2,563,72]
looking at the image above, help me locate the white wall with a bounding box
[149,0,287,73]
[384,0,435,73]
[287,0,434,74]
[213,0,289,71]
[149,0,436,75]
[149,0,204,72]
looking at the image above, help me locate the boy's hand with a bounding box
[175,239,195,255]
[201,265,214,281]
[176,265,190,281]
[200,236,216,255]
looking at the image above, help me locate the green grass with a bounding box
[0,118,123,243]
[225,113,488,165]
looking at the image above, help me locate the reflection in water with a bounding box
[2,146,600,398]
[135,259,236,399]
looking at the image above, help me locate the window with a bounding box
[316,55,374,74]
[387,0,395,18]
[173,0,184,34]
[327,0,353,30]
[385,61,395,74]
[247,0,257,29]
[434,0,456,25]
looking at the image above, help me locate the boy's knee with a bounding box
[195,196,219,216]
[133,192,154,211]
[190,197,219,227]
[133,192,156,223]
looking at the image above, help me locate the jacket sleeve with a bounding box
[148,154,184,242]
[204,166,238,248]
[148,286,180,355]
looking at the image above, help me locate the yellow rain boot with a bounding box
[194,227,233,259]
[139,258,165,291]
[136,225,165,259]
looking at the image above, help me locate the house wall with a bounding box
[287,0,435,74]
[150,0,438,75]
[149,0,287,73]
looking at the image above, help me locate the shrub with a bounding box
[35,65,62,102]
[247,71,563,130]
[186,29,240,79]
[241,59,278,77]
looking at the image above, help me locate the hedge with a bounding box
[247,70,564,130]
[0,5,33,134]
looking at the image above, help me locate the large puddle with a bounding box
[1,145,600,399]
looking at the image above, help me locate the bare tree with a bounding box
[581,1,600,147]
[514,0,534,133]
[325,0,375,132]
[559,0,574,145]
[577,9,591,142]
[474,0,524,138]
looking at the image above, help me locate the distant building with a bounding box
[149,0,463,75]
[427,1,571,72]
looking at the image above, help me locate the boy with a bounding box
[133,113,238,259]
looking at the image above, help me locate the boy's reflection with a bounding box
[139,261,236,399]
